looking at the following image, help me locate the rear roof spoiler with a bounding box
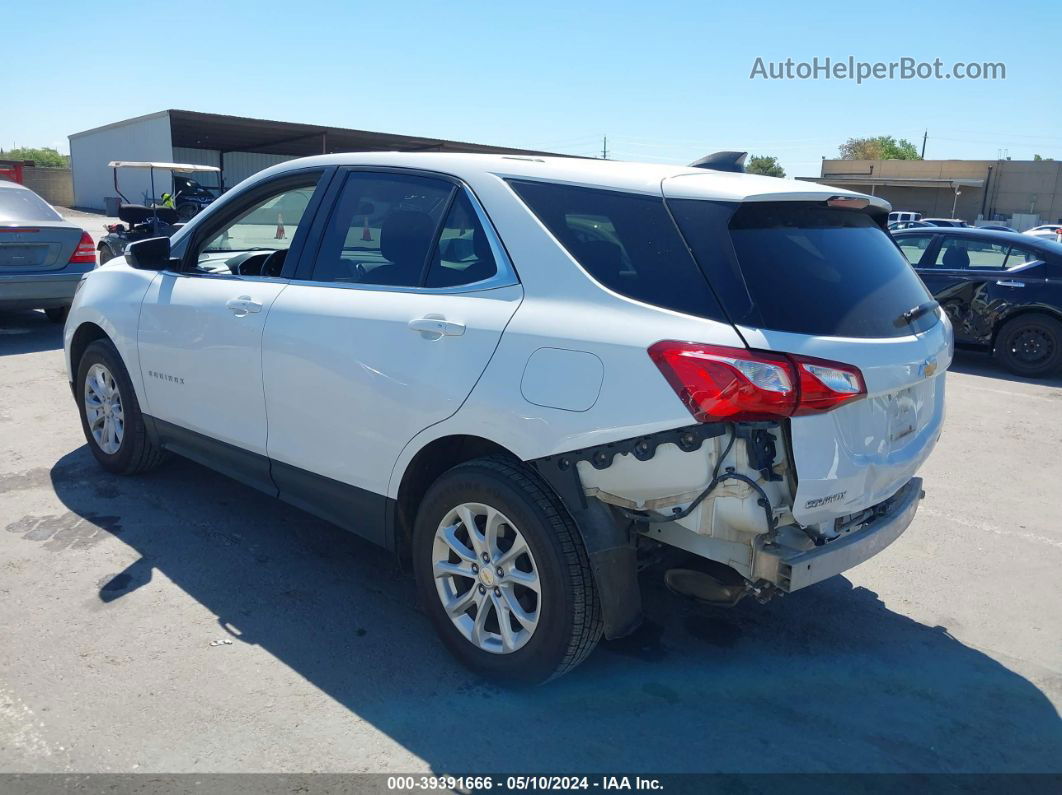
[688,151,747,173]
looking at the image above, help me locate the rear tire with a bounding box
[75,339,168,474]
[98,246,113,265]
[44,306,68,323]
[413,456,602,684]
[995,313,1062,377]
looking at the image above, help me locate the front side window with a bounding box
[201,185,316,255]
[191,177,321,277]
[312,172,453,287]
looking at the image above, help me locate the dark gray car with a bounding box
[0,182,95,322]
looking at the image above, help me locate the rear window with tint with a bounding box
[0,187,62,223]
[671,201,938,338]
[507,180,726,321]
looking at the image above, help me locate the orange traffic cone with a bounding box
[361,215,372,241]
[275,213,286,240]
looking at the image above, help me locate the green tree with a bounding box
[0,147,69,168]
[1033,154,1053,161]
[838,136,921,161]
[745,154,786,177]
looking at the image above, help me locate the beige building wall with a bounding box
[813,159,1062,227]
[22,167,74,207]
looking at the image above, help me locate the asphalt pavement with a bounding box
[0,308,1059,774]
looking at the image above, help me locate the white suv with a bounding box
[64,153,951,682]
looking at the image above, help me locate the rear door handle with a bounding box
[226,295,263,315]
[408,317,466,337]
[995,280,1025,288]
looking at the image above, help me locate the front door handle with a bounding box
[995,280,1025,288]
[226,295,263,315]
[408,317,466,338]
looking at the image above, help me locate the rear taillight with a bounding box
[792,355,866,414]
[69,231,96,265]
[648,341,866,423]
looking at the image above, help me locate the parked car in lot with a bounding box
[0,181,96,321]
[64,153,951,681]
[976,224,1018,233]
[894,226,1062,376]
[922,218,968,227]
[889,220,934,231]
[1024,224,1062,242]
[888,210,922,224]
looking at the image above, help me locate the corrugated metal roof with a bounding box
[72,109,562,158]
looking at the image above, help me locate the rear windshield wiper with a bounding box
[895,300,939,327]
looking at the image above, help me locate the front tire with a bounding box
[413,457,602,684]
[75,339,168,474]
[995,313,1062,377]
[98,245,113,265]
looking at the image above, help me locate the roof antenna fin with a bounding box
[688,151,747,173]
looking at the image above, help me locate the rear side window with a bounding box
[508,180,726,321]
[313,172,453,287]
[1005,245,1042,267]
[425,191,498,288]
[0,187,62,222]
[671,201,937,338]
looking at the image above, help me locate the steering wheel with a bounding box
[259,249,287,277]
[224,250,270,276]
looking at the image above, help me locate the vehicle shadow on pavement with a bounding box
[48,446,1062,774]
[0,310,64,356]
[949,350,1062,388]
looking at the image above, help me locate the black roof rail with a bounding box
[688,151,748,173]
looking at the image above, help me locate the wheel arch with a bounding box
[393,434,518,560]
[991,304,1062,351]
[69,321,113,383]
[392,430,644,640]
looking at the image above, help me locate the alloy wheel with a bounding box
[431,502,541,654]
[84,363,124,454]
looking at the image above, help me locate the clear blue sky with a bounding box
[3,0,1059,176]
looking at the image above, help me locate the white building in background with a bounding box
[69,109,553,211]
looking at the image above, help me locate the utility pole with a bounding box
[921,130,927,159]
[601,136,608,160]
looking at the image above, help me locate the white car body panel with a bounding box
[64,259,155,404]
[737,318,952,525]
[137,273,288,454]
[386,295,747,499]
[262,282,523,497]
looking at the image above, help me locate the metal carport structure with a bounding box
[70,110,561,210]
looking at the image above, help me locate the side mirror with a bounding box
[126,237,172,270]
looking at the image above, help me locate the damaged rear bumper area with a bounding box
[530,423,924,636]
[760,476,922,593]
